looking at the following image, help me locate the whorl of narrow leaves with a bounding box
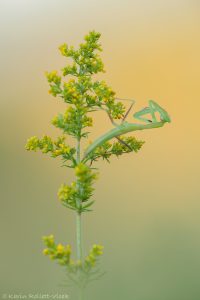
[57,163,98,213]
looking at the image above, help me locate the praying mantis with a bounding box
[83,99,171,160]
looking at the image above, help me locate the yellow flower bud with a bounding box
[57,243,65,254]
[51,70,57,76]
[43,248,49,256]
[53,149,62,156]
[59,43,67,56]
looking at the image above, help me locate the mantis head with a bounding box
[133,100,171,124]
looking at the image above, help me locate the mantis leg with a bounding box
[107,110,133,151]
[115,136,133,151]
[148,101,157,123]
[115,97,136,122]
[115,101,136,151]
[122,101,135,122]
[133,107,153,123]
[149,100,171,123]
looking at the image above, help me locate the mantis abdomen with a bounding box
[84,121,165,158]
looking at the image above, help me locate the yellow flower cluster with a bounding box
[75,162,89,177]
[42,235,72,266]
[57,182,76,208]
[43,235,104,272]
[57,163,97,212]
[75,162,98,184]
[93,81,125,119]
[63,80,81,104]
[58,31,104,76]
[25,136,40,151]
[52,106,93,139]
[85,244,104,267]
[45,71,62,97]
[45,70,61,85]
[59,43,68,56]
[59,44,77,58]
[52,136,71,157]
[25,135,75,159]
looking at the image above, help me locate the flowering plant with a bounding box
[25,30,170,299]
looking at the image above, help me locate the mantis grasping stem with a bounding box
[83,100,171,161]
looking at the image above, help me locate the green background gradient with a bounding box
[1,0,200,299]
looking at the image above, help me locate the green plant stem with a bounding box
[78,287,84,300]
[76,137,81,164]
[76,137,82,261]
[76,212,82,260]
[76,136,84,298]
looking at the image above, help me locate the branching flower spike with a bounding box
[25,30,170,299]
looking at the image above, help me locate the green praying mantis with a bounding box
[83,99,171,160]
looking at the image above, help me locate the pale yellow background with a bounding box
[0,0,200,299]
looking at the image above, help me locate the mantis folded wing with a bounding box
[83,100,171,160]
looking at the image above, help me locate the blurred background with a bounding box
[0,0,200,299]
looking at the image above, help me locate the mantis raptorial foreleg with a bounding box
[107,98,136,151]
[133,100,171,123]
[115,136,133,151]
[132,107,152,123]
[88,99,135,151]
[107,111,132,151]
